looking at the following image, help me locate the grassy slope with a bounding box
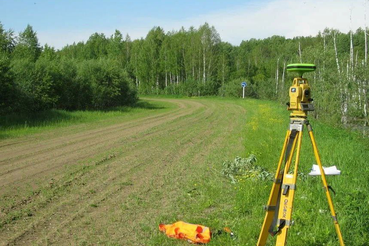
[1,97,368,245]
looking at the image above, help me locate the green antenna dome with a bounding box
[287,63,316,77]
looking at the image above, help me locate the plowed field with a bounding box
[0,98,246,245]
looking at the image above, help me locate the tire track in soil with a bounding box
[0,99,245,245]
[0,99,203,192]
[81,101,246,246]
[0,100,210,217]
[0,100,188,159]
[0,99,210,245]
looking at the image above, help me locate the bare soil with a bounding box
[0,98,245,245]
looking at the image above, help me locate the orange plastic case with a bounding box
[159,221,211,244]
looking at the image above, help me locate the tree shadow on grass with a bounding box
[0,110,81,139]
[133,100,166,110]
[0,100,167,139]
[93,100,166,113]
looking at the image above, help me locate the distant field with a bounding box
[0,97,368,245]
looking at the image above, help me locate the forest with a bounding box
[0,22,368,133]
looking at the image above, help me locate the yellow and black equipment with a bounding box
[256,64,345,246]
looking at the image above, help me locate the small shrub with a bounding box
[221,155,272,183]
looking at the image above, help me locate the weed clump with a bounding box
[221,155,272,183]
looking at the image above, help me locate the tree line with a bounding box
[0,22,368,131]
[0,24,137,113]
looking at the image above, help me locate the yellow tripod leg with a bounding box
[307,125,345,246]
[257,130,290,246]
[275,130,303,246]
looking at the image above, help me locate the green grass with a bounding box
[0,100,174,139]
[144,97,369,245]
[230,99,369,245]
[1,96,368,245]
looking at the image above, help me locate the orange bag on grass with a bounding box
[159,221,211,244]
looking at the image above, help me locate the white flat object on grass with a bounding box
[308,164,341,176]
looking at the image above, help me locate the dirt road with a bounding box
[0,98,246,245]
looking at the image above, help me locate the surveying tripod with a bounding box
[257,64,345,246]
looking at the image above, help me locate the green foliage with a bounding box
[159,79,220,97]
[7,56,137,112]
[0,23,15,54]
[10,57,63,112]
[1,21,368,133]
[12,24,41,61]
[0,22,137,114]
[0,53,16,113]
[77,59,137,109]
[221,155,272,183]
[10,58,42,111]
[84,33,109,59]
[218,77,256,98]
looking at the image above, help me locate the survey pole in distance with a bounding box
[241,81,247,98]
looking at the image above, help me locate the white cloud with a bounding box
[155,0,368,44]
[37,0,369,49]
[37,30,93,50]
[38,27,150,50]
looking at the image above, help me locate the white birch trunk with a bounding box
[222,54,225,86]
[364,81,368,126]
[208,55,212,81]
[341,88,349,125]
[165,53,168,87]
[347,61,349,79]
[247,59,250,77]
[364,28,368,66]
[198,48,201,81]
[282,61,286,92]
[358,78,362,110]
[356,51,361,110]
[156,76,159,94]
[341,62,349,125]
[322,32,326,79]
[165,72,168,87]
[364,1,368,66]
[350,30,354,76]
[333,32,341,74]
[203,46,206,83]
[275,58,279,95]
[182,49,187,80]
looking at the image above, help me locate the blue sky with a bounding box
[1,0,255,30]
[1,0,368,49]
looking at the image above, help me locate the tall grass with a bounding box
[233,99,369,245]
